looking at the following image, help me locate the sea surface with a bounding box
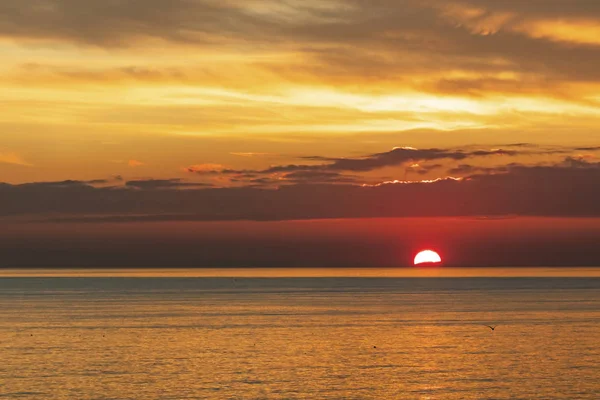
[1,269,600,399]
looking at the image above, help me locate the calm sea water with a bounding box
[1,272,600,399]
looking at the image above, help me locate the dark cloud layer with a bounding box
[270,147,501,173]
[2,159,600,222]
[191,146,525,179]
[189,145,573,186]
[125,179,211,189]
[17,179,108,188]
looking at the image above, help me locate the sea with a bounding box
[1,268,599,399]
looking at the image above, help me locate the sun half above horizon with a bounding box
[414,250,442,266]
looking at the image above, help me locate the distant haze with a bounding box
[1,218,599,268]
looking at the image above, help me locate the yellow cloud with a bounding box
[1,0,600,185]
[518,19,600,46]
[442,4,515,36]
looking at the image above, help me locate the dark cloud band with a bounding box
[2,159,600,222]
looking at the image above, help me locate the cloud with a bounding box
[228,171,358,186]
[2,158,600,222]
[185,164,227,173]
[447,154,600,175]
[406,163,444,175]
[230,152,271,157]
[128,160,145,167]
[185,144,589,186]
[281,171,359,184]
[16,180,101,188]
[86,179,111,185]
[446,164,515,175]
[2,0,600,87]
[125,179,211,190]
[8,63,189,86]
[188,146,539,183]
[266,147,524,173]
[0,152,33,167]
[575,146,600,151]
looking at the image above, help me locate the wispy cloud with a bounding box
[128,160,145,167]
[2,0,600,89]
[230,152,271,158]
[0,152,33,167]
[185,164,226,173]
[125,179,211,190]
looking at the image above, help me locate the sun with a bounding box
[414,250,442,266]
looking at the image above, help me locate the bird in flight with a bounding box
[484,325,497,331]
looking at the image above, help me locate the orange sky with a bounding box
[1,0,599,185]
[1,1,600,268]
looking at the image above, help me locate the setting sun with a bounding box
[414,250,442,265]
